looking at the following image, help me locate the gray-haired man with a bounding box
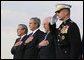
[11,24,28,59]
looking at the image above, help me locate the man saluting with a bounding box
[49,4,82,59]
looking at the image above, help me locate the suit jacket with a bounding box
[38,32,56,59]
[11,35,28,59]
[49,18,82,59]
[23,29,44,59]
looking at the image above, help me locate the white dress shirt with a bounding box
[32,28,39,36]
[19,34,26,41]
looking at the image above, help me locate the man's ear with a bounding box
[65,9,69,15]
[23,29,25,33]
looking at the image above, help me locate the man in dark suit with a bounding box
[49,4,82,59]
[38,17,56,59]
[23,17,44,59]
[11,24,28,59]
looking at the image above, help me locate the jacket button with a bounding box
[58,44,60,48]
[57,39,60,42]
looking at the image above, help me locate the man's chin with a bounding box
[59,18,64,21]
[30,29,33,31]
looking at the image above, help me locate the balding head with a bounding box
[43,17,51,24]
[43,17,51,32]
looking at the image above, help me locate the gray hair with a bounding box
[18,24,28,34]
[30,17,41,28]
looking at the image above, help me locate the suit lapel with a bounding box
[21,35,28,42]
[33,29,40,37]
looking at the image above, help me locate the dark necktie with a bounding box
[29,32,33,37]
[17,38,21,42]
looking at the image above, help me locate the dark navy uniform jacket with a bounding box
[49,18,82,59]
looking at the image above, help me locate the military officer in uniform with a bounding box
[49,4,82,59]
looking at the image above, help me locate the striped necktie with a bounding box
[30,32,33,37]
[44,32,49,40]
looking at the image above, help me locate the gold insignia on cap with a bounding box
[56,6,66,11]
[56,4,72,12]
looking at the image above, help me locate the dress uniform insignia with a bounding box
[62,35,65,40]
[60,25,69,34]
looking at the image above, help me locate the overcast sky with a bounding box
[1,1,83,59]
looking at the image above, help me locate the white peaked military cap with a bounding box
[55,4,72,12]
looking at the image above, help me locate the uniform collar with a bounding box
[62,18,71,24]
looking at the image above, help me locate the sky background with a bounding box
[1,1,83,59]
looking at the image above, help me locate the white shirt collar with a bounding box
[32,28,39,35]
[44,31,50,40]
[45,31,50,34]
[20,34,26,41]
[47,31,50,34]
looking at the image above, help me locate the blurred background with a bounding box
[1,1,83,59]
